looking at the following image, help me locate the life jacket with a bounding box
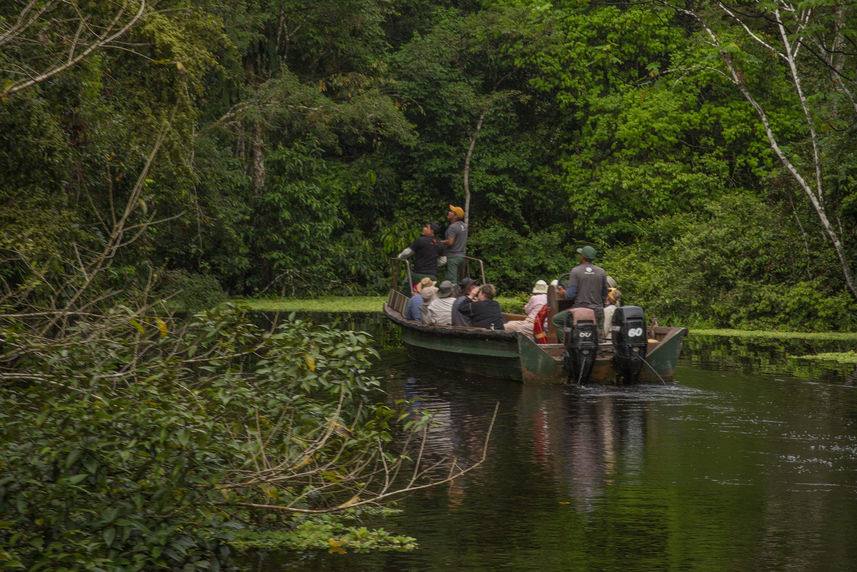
[533,304,549,344]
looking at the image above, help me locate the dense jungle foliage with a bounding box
[1,0,856,567]
[1,304,454,568]
[2,0,857,330]
[0,0,857,329]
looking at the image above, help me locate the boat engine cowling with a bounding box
[563,308,598,384]
[611,305,648,383]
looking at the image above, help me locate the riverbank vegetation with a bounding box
[240,296,857,341]
[0,296,491,568]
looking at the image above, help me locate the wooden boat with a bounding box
[384,259,687,384]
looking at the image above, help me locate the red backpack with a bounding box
[532,305,549,344]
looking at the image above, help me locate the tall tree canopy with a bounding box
[2,0,856,327]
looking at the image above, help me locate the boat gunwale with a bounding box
[384,302,688,354]
[384,302,519,341]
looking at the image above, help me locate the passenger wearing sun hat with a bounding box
[426,280,457,325]
[417,284,439,323]
[531,280,548,295]
[505,279,548,337]
[442,205,467,283]
[405,277,436,321]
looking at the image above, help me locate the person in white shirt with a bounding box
[505,280,548,338]
[426,280,456,325]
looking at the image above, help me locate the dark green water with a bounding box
[250,314,857,571]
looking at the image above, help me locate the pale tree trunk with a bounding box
[251,121,266,194]
[463,109,486,227]
[665,1,857,300]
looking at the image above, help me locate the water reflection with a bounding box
[683,334,855,381]
[518,384,662,513]
[385,368,524,511]
[247,312,857,571]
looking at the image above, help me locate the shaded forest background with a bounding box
[3,0,857,330]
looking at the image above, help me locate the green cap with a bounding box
[577,245,597,260]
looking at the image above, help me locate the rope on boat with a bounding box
[640,355,667,384]
[576,360,586,385]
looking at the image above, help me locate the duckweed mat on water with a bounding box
[690,328,857,342]
[234,298,857,363]
[234,295,525,313]
[796,351,857,364]
[236,296,387,313]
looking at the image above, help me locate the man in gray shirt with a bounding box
[551,245,608,341]
[442,205,467,283]
[426,280,457,325]
[565,245,608,312]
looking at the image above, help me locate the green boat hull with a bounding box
[385,302,688,384]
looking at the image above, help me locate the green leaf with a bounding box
[103,527,116,548]
[65,474,87,485]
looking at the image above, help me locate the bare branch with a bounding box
[463,109,486,227]
[0,0,55,48]
[717,1,784,59]
[44,108,173,331]
[1,0,148,99]
[219,403,499,514]
[662,65,734,86]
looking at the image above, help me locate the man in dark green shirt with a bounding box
[552,245,608,342]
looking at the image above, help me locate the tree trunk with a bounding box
[463,109,486,227]
[666,3,857,300]
[250,121,266,194]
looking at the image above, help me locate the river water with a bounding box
[251,313,857,571]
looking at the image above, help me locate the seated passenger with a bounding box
[418,285,438,323]
[451,277,480,326]
[602,275,622,338]
[460,283,505,330]
[426,280,456,325]
[550,279,568,299]
[505,280,548,337]
[406,277,436,321]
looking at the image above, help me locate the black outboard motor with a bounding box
[611,305,648,383]
[563,308,599,384]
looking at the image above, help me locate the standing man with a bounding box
[398,222,444,288]
[551,245,608,341]
[442,205,467,283]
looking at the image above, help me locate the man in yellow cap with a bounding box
[442,205,467,283]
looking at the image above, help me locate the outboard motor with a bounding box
[563,308,599,385]
[611,305,648,383]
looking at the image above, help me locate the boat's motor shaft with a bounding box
[611,305,648,383]
[563,308,598,384]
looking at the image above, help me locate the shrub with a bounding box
[0,304,474,569]
[468,224,575,292]
[602,192,857,330]
[155,269,228,311]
